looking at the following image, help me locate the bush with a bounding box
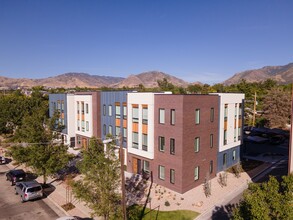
[165,201,170,206]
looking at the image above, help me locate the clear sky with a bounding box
[0,0,293,84]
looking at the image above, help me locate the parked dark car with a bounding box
[0,156,6,164]
[6,169,26,185]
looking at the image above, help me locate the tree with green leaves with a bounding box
[262,87,291,128]
[71,137,122,220]
[233,175,293,220]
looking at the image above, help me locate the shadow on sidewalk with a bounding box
[211,203,238,220]
[42,183,56,197]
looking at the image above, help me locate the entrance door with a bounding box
[82,138,87,149]
[132,158,142,174]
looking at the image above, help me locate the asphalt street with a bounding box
[0,163,59,220]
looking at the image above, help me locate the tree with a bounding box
[71,137,122,220]
[233,175,293,220]
[157,78,175,91]
[262,87,291,128]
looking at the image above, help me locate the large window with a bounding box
[142,107,148,124]
[81,102,84,114]
[159,109,165,124]
[109,125,112,135]
[223,153,227,167]
[194,137,200,152]
[210,134,213,148]
[77,102,80,114]
[195,109,200,124]
[77,120,80,131]
[159,165,165,180]
[123,105,127,119]
[103,104,106,116]
[103,124,106,135]
[159,136,165,152]
[115,126,120,136]
[224,104,228,121]
[86,121,89,131]
[170,169,175,184]
[238,127,241,140]
[108,105,112,116]
[132,132,138,149]
[170,138,175,155]
[210,161,213,174]
[115,104,121,119]
[86,103,89,114]
[238,103,242,118]
[234,128,237,142]
[170,109,175,125]
[232,150,236,161]
[132,106,139,123]
[143,160,150,173]
[224,130,227,145]
[234,104,238,118]
[142,134,148,151]
[194,166,199,181]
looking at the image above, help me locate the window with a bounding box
[194,166,199,180]
[234,128,237,142]
[142,134,148,151]
[132,107,139,123]
[159,109,165,124]
[235,104,237,118]
[86,121,89,131]
[77,120,80,131]
[224,130,227,145]
[103,124,106,135]
[86,104,89,114]
[57,100,61,110]
[123,105,127,119]
[61,101,64,113]
[170,138,175,155]
[123,128,127,141]
[108,105,112,116]
[170,169,175,184]
[81,121,85,132]
[194,137,200,152]
[132,132,138,149]
[210,134,213,148]
[238,103,242,118]
[77,136,81,145]
[210,161,213,174]
[210,108,214,122]
[159,136,165,152]
[142,107,148,124]
[238,127,241,140]
[109,125,112,135]
[115,104,121,119]
[103,104,106,116]
[77,102,80,114]
[232,150,236,160]
[223,153,227,167]
[115,126,120,136]
[224,104,228,121]
[170,109,175,125]
[81,102,84,114]
[195,109,200,124]
[159,165,165,180]
[143,160,150,173]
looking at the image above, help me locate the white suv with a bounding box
[15,180,43,202]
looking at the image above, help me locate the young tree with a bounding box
[71,137,122,220]
[233,175,293,220]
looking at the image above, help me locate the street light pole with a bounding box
[119,133,127,220]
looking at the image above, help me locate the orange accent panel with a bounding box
[132,123,138,132]
[123,120,127,128]
[77,114,80,120]
[132,104,138,108]
[142,104,148,108]
[224,120,227,129]
[82,114,85,121]
[61,113,64,119]
[234,119,237,128]
[238,118,242,126]
[116,119,121,126]
[142,124,148,134]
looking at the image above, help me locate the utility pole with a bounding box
[119,133,127,220]
[252,92,257,127]
[288,86,293,175]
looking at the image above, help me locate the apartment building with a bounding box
[49,93,75,147]
[74,92,101,148]
[214,93,244,172]
[127,92,244,194]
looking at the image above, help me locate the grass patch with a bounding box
[128,205,199,220]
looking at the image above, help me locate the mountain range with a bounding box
[0,62,292,89]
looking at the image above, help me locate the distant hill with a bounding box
[223,62,293,85]
[0,71,189,89]
[111,71,189,88]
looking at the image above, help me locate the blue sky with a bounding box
[0,0,293,84]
